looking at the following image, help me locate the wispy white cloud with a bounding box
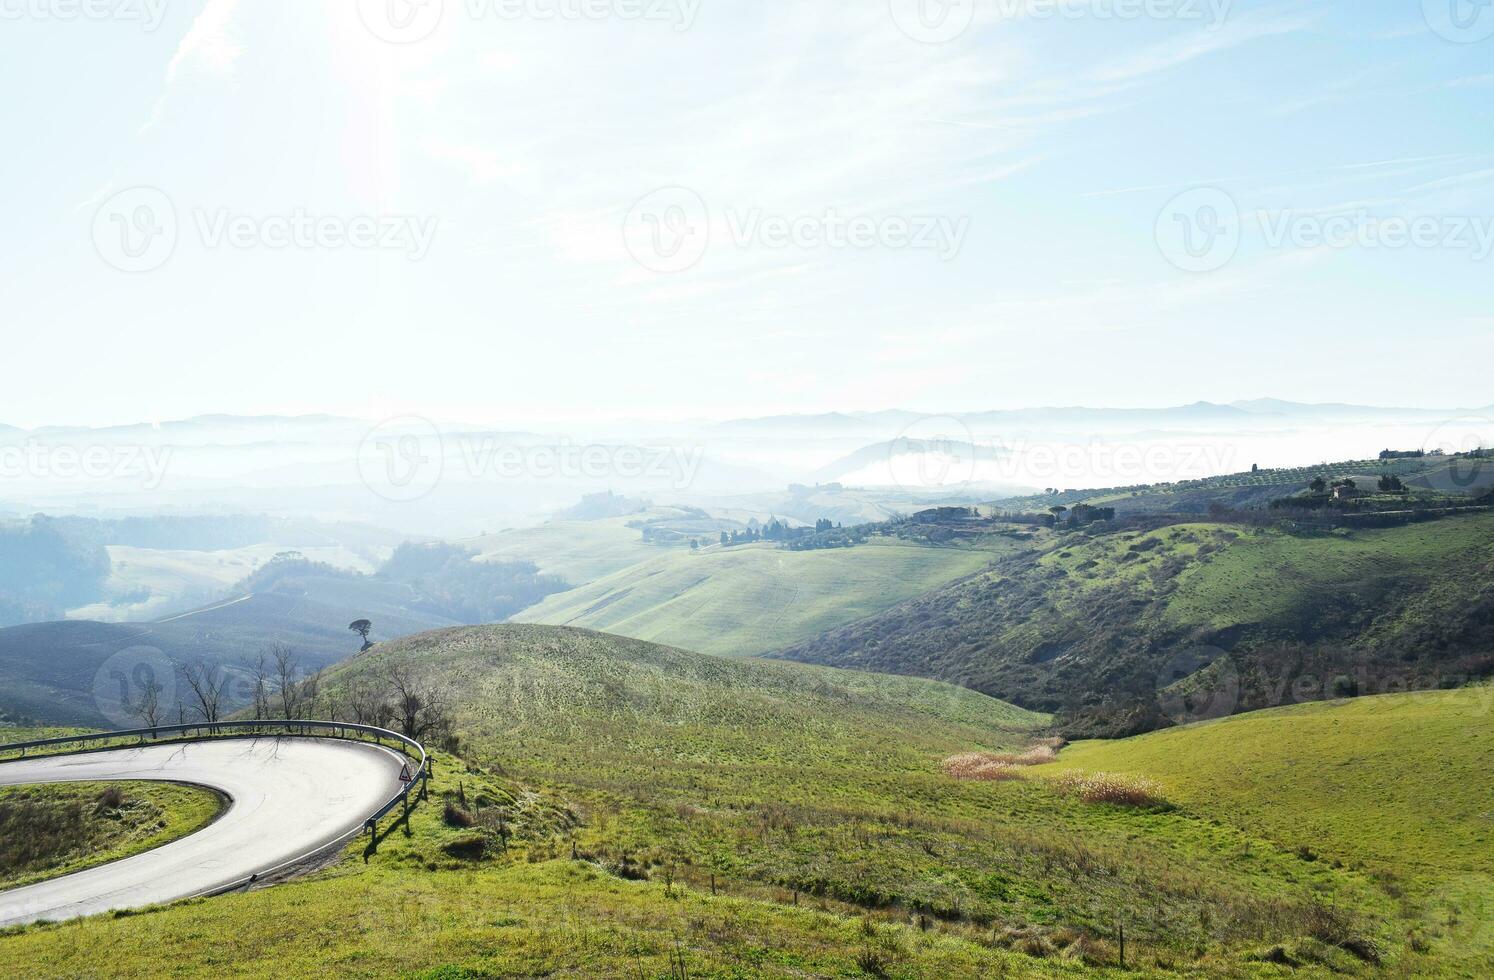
[1089,8,1312,84]
[142,0,244,132]
[165,0,244,84]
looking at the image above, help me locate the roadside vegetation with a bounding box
[0,781,222,891]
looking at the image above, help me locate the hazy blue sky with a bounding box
[2,0,1491,427]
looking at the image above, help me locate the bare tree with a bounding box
[249,653,272,720]
[272,643,303,719]
[182,661,227,724]
[299,667,325,719]
[131,677,164,728]
[384,663,452,742]
[348,676,393,728]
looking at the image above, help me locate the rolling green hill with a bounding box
[464,513,676,585]
[991,453,1492,517]
[513,537,1011,657]
[3,624,1476,976]
[778,512,1494,736]
[1035,687,1494,974]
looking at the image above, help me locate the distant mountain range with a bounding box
[3,401,1487,436]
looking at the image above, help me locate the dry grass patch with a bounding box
[941,742,1061,780]
[1053,770,1168,807]
[941,753,1026,781]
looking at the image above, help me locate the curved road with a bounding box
[0,737,407,927]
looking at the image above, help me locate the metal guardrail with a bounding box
[0,720,432,893]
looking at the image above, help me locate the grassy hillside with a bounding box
[990,453,1491,518]
[465,515,666,585]
[465,506,740,586]
[1,625,1480,975]
[0,781,223,891]
[515,538,1010,657]
[1035,687,1493,973]
[329,628,1405,962]
[778,513,1494,735]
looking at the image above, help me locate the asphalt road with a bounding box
[0,737,407,927]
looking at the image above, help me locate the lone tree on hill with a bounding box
[349,619,374,651]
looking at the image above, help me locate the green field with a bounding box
[1158,517,1494,637]
[0,781,222,892]
[465,515,668,586]
[515,538,1009,657]
[1037,687,1494,974]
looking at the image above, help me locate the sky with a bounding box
[1,0,1492,428]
